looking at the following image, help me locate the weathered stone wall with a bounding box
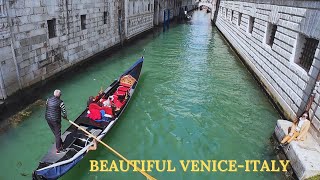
[0,1,15,99]
[0,0,123,100]
[215,0,320,120]
[214,1,320,177]
[0,0,195,100]
[125,0,154,39]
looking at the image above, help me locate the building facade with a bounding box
[212,0,320,178]
[0,0,196,100]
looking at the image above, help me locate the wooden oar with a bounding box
[65,118,157,180]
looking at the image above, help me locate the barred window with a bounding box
[81,15,86,30]
[265,23,277,47]
[238,12,242,26]
[225,8,227,18]
[298,36,319,71]
[47,19,56,38]
[248,16,254,34]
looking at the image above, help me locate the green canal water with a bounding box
[0,11,284,180]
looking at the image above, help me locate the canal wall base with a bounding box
[275,120,320,179]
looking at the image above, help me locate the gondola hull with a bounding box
[33,58,144,180]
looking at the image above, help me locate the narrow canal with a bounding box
[0,11,284,180]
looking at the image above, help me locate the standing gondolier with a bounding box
[45,89,68,154]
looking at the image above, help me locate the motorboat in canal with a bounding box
[32,57,144,180]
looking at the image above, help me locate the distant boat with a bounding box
[184,11,192,21]
[32,58,144,180]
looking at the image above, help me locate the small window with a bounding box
[103,12,108,24]
[81,15,86,30]
[265,23,277,46]
[148,4,150,11]
[238,12,242,26]
[225,8,227,18]
[230,10,233,22]
[133,2,135,14]
[248,16,254,34]
[47,18,56,38]
[296,35,319,71]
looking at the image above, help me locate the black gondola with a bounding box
[32,57,144,180]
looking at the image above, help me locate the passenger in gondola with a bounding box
[276,111,311,150]
[87,96,95,107]
[87,95,115,121]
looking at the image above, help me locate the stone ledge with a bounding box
[275,119,320,179]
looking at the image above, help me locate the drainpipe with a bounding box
[6,1,22,90]
[65,0,69,35]
[118,9,123,45]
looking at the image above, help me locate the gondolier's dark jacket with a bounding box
[45,96,67,121]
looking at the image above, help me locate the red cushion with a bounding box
[114,100,126,109]
[118,86,130,92]
[88,103,102,120]
[111,95,126,109]
[114,90,126,96]
[120,82,131,87]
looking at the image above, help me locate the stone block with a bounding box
[0,46,13,60]
[33,7,47,14]
[19,24,35,32]
[4,82,20,96]
[311,116,320,134]
[309,66,319,79]
[15,8,32,16]
[30,14,44,23]
[25,0,41,8]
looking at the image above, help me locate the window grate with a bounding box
[248,16,254,34]
[81,15,86,30]
[47,18,56,38]
[299,38,319,71]
[238,13,242,26]
[266,23,277,46]
[225,8,227,18]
